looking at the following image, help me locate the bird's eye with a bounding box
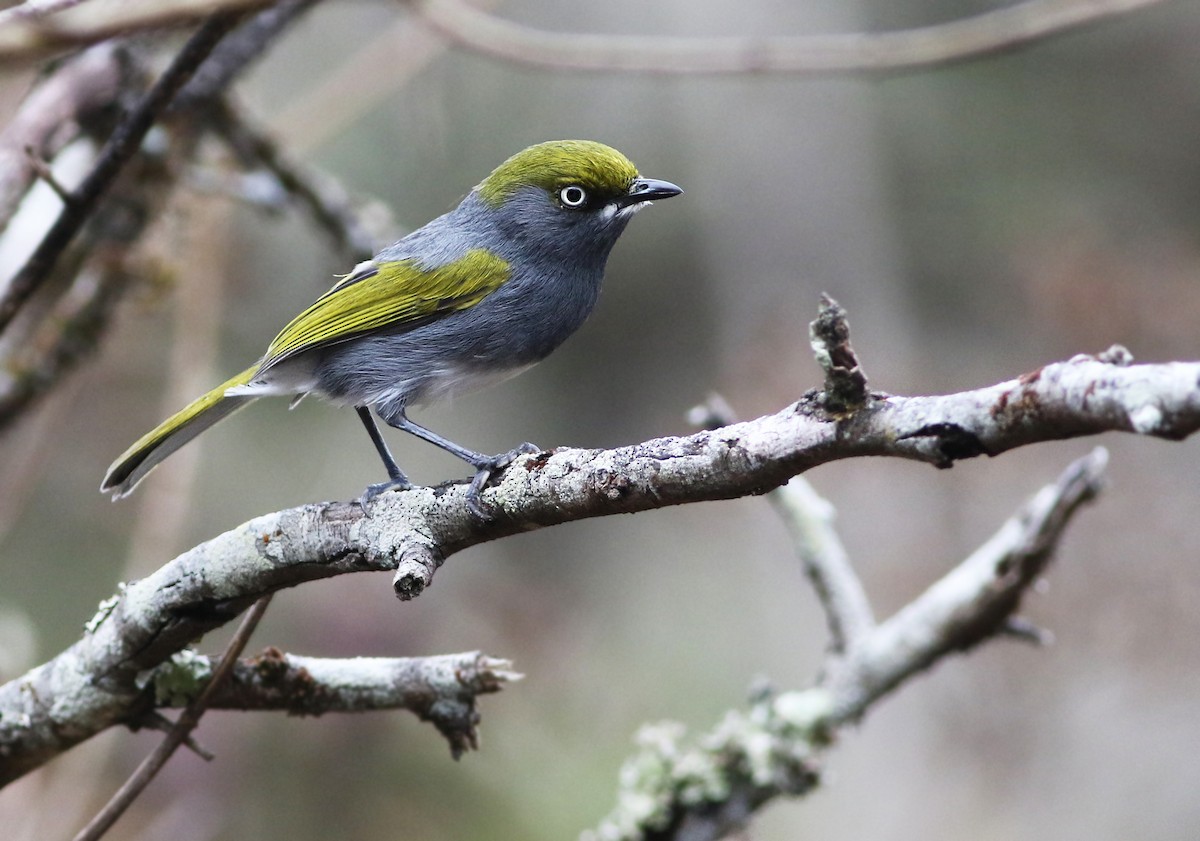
[558,185,588,208]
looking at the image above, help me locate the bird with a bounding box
[101,139,682,515]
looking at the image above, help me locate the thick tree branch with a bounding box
[411,0,1169,76]
[0,339,1193,785]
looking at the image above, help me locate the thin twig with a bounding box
[174,0,322,109]
[22,146,74,205]
[0,10,247,335]
[71,595,272,841]
[412,0,1169,75]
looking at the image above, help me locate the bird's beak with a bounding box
[616,177,683,208]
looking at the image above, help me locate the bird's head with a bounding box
[473,140,681,259]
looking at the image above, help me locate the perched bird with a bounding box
[102,140,682,514]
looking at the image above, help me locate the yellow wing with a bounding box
[261,248,510,370]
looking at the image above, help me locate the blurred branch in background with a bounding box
[0,0,1172,70]
[0,0,278,65]
[0,11,246,335]
[410,0,1171,74]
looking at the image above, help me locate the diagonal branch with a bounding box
[585,447,1107,841]
[820,446,1108,723]
[689,391,873,653]
[71,594,272,841]
[770,476,874,653]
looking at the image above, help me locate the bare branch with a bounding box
[769,477,874,653]
[0,339,1187,784]
[820,446,1108,723]
[411,0,1169,76]
[0,0,89,26]
[0,42,126,234]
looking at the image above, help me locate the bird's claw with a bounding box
[465,442,541,520]
[359,477,412,512]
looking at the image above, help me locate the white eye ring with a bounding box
[558,185,588,208]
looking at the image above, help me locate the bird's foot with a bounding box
[359,476,413,512]
[465,442,541,519]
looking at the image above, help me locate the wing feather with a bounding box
[260,248,510,370]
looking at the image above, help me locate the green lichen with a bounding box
[147,648,213,706]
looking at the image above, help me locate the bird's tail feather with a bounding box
[102,365,260,499]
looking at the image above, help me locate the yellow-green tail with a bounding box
[101,365,260,499]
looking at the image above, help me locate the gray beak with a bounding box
[616,177,683,208]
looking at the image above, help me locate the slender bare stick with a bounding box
[690,393,874,652]
[71,595,272,841]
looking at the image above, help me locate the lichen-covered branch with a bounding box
[0,331,1192,785]
[585,447,1107,841]
[152,648,520,757]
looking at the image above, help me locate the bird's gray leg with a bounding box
[357,405,412,509]
[378,406,538,518]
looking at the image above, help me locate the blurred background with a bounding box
[2,1,1200,839]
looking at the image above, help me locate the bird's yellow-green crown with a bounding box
[477,140,639,206]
